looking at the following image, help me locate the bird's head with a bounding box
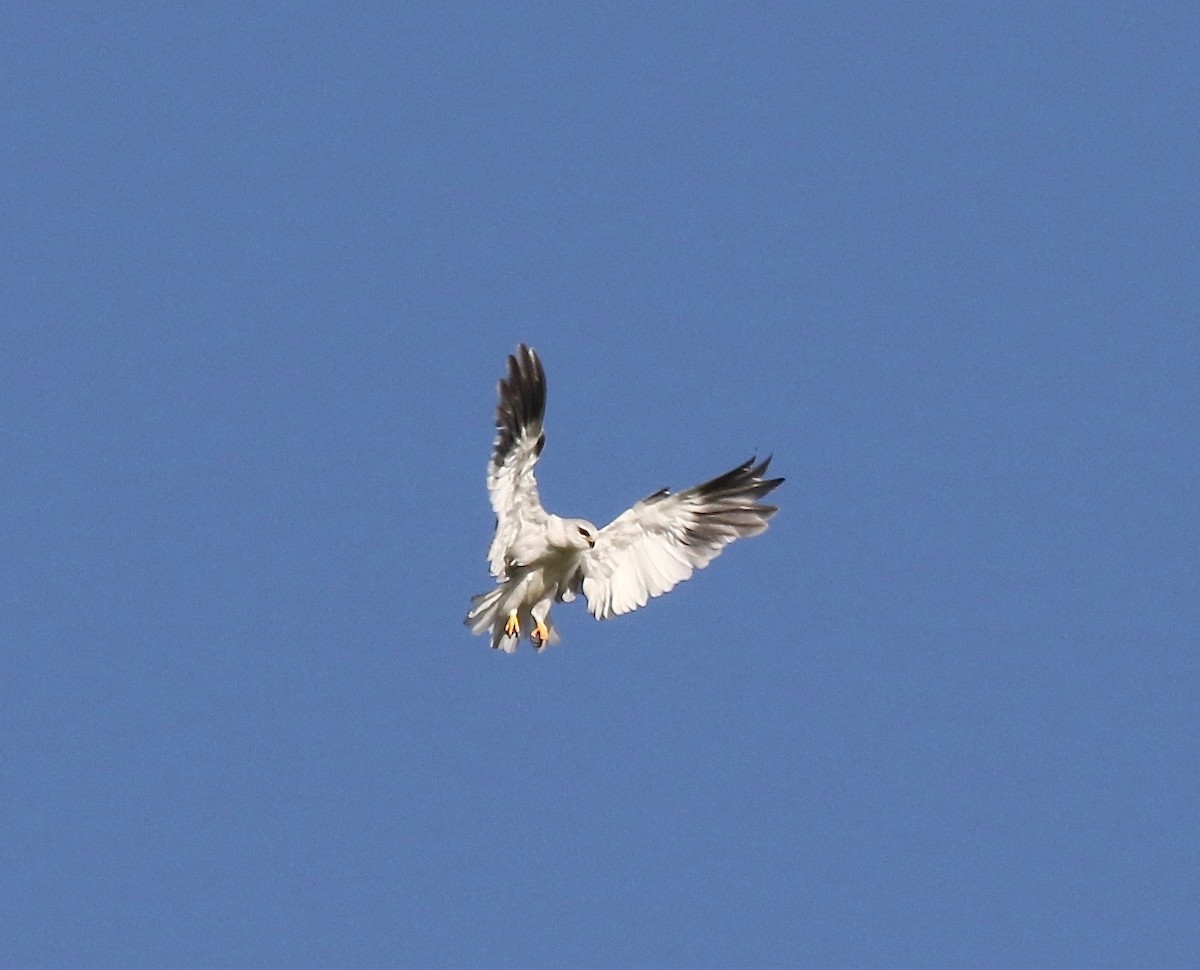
[566,518,598,550]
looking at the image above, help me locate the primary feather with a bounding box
[486,344,548,579]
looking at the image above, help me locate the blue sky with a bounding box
[3,3,1197,966]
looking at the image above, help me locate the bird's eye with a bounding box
[578,527,590,538]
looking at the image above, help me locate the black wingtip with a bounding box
[690,455,784,504]
[493,344,547,466]
[750,454,784,491]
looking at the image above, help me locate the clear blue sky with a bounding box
[3,4,1197,967]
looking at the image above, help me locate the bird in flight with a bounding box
[466,344,783,652]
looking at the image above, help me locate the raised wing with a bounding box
[486,344,548,578]
[578,457,783,619]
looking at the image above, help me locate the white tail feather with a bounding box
[465,586,560,652]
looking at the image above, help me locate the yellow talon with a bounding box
[533,618,550,645]
[504,611,520,637]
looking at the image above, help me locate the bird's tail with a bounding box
[465,586,524,652]
[465,586,560,653]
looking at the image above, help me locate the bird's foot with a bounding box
[532,618,550,647]
[504,611,520,637]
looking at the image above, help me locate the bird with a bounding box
[465,344,783,652]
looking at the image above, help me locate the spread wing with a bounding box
[577,457,783,619]
[486,344,548,578]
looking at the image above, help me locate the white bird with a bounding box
[466,345,783,652]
